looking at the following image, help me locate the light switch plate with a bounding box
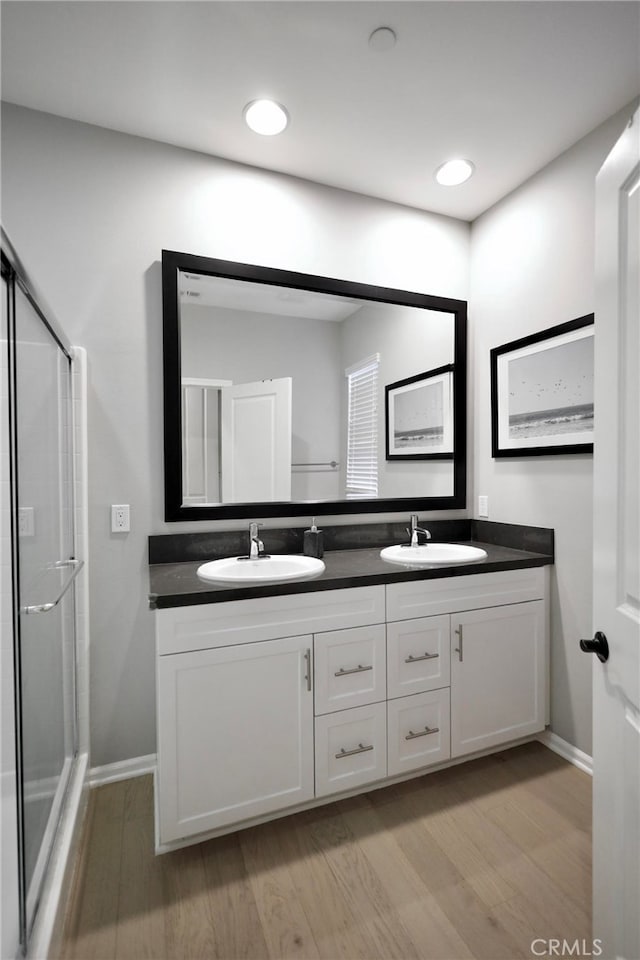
[478,495,489,518]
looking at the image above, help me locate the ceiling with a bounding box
[180,271,363,321]
[2,1,639,221]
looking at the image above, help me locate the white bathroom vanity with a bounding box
[152,552,549,853]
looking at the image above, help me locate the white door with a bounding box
[591,108,640,960]
[221,377,292,502]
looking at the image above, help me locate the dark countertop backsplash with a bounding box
[148,518,474,565]
[149,519,554,610]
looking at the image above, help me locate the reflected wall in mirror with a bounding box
[162,250,467,521]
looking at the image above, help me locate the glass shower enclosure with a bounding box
[2,234,82,951]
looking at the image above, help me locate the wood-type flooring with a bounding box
[58,741,592,960]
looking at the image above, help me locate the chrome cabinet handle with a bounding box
[21,558,84,615]
[405,725,440,741]
[334,664,373,677]
[404,652,439,663]
[304,649,312,692]
[454,625,463,662]
[335,743,374,759]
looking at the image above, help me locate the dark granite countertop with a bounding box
[149,538,553,610]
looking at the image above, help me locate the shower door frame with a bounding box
[2,229,80,951]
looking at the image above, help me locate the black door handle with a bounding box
[579,631,609,663]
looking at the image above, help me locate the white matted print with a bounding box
[386,365,454,459]
[491,316,594,457]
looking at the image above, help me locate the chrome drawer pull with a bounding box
[404,652,439,663]
[335,742,374,759]
[304,649,312,692]
[454,625,463,662]
[334,664,373,677]
[405,726,440,741]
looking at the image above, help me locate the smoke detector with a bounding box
[368,27,397,52]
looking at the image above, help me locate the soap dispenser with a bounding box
[303,517,324,559]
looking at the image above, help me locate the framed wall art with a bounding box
[385,364,454,460]
[491,314,594,457]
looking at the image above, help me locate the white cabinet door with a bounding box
[157,634,314,843]
[388,688,451,777]
[386,615,450,699]
[314,624,386,715]
[450,601,545,758]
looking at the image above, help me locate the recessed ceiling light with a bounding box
[435,159,475,186]
[243,99,289,136]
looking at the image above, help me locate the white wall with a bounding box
[470,105,634,756]
[341,303,455,498]
[181,302,344,500]
[6,100,628,765]
[1,104,470,766]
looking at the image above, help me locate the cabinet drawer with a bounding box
[387,688,450,777]
[387,615,450,699]
[314,624,386,715]
[315,701,387,798]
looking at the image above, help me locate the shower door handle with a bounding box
[21,558,84,614]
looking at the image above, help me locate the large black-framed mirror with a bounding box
[162,249,467,521]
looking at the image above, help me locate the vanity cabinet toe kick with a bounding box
[154,567,549,852]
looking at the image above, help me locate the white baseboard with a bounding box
[89,753,157,788]
[537,729,593,776]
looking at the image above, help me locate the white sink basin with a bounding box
[197,554,325,583]
[380,543,488,566]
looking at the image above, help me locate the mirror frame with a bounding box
[162,249,467,521]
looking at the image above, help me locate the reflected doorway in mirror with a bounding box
[181,377,230,505]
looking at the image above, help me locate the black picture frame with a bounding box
[385,364,455,461]
[490,314,594,458]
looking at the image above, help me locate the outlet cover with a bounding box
[18,506,35,537]
[478,495,489,518]
[111,504,130,533]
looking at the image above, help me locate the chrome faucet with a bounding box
[249,522,266,560]
[406,514,431,547]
